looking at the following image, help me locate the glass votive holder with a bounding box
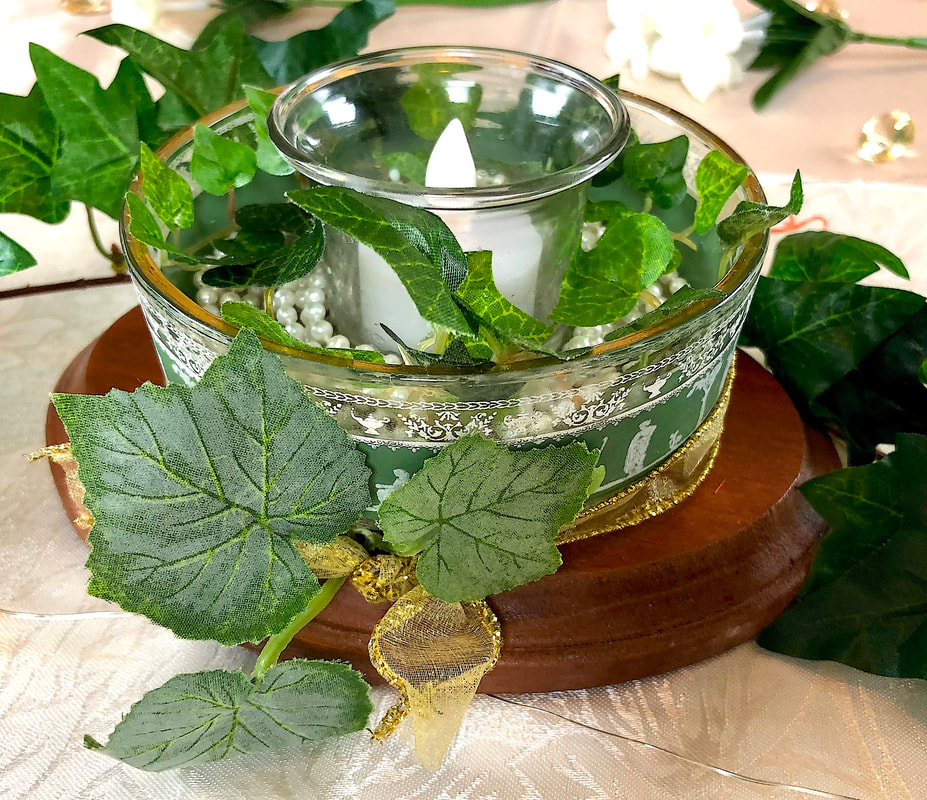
[268,46,630,352]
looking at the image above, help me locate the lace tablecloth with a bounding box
[1,282,925,800]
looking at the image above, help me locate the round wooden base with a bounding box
[46,307,839,694]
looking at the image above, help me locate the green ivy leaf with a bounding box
[287,187,474,337]
[139,143,194,230]
[758,434,927,680]
[380,325,491,367]
[769,231,908,283]
[30,46,145,219]
[605,287,725,341]
[550,211,674,327]
[236,202,314,234]
[0,85,69,224]
[191,123,258,196]
[380,434,599,602]
[0,230,37,277]
[221,301,385,363]
[621,136,689,209]
[717,170,803,250]
[125,193,198,265]
[455,251,553,348]
[250,0,395,85]
[741,277,924,408]
[203,218,325,288]
[88,19,272,130]
[244,85,293,177]
[85,660,372,771]
[693,150,748,235]
[400,64,483,141]
[210,231,287,263]
[52,330,371,645]
[812,306,927,465]
[748,0,855,110]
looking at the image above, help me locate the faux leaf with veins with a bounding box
[52,330,371,645]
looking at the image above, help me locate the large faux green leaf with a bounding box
[220,302,385,363]
[87,19,272,130]
[0,85,69,224]
[31,47,146,219]
[693,150,748,234]
[741,277,924,407]
[0,230,37,277]
[86,660,372,771]
[250,0,395,85]
[758,434,927,680]
[203,218,325,288]
[191,124,257,196]
[812,306,927,464]
[244,86,293,177]
[550,211,673,326]
[139,143,194,230]
[621,136,688,209]
[455,251,553,348]
[717,170,803,250]
[287,187,473,336]
[52,330,371,645]
[769,231,908,283]
[380,435,599,602]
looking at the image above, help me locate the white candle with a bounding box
[356,118,544,351]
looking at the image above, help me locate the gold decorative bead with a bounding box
[858,111,916,163]
[58,0,111,13]
[805,0,849,20]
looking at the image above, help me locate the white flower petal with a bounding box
[110,0,161,29]
[680,50,734,102]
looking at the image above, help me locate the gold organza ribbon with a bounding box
[39,367,733,768]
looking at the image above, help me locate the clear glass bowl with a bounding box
[123,87,767,514]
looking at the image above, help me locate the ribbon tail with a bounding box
[29,444,93,531]
[368,585,501,770]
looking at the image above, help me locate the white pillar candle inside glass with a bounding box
[268,47,630,355]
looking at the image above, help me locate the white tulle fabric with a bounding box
[1,274,925,799]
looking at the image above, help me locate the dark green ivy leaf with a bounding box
[693,150,748,235]
[30,46,144,219]
[191,123,257,196]
[380,325,491,367]
[287,187,474,337]
[621,136,689,209]
[221,301,385,363]
[758,434,927,680]
[0,84,69,224]
[87,19,273,131]
[203,217,325,288]
[741,277,924,409]
[747,0,855,110]
[52,330,371,646]
[380,434,599,602]
[0,230,37,276]
[250,0,395,85]
[236,202,314,234]
[769,231,908,283]
[139,143,194,230]
[86,660,372,771]
[605,287,725,341]
[717,170,803,250]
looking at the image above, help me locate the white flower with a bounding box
[605,0,757,103]
[110,0,207,38]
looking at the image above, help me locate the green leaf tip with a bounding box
[86,660,372,771]
[52,329,371,646]
[379,434,600,603]
[717,169,803,250]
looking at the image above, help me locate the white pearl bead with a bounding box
[193,270,206,288]
[308,272,327,289]
[300,303,326,324]
[327,335,351,349]
[243,294,261,307]
[196,287,219,306]
[356,343,376,351]
[276,305,298,325]
[666,275,688,293]
[218,291,240,307]
[308,320,334,343]
[284,322,306,340]
[202,303,220,317]
[274,288,295,307]
[384,354,403,365]
[303,287,326,306]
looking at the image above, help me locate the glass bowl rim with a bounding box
[122,89,769,378]
[266,45,632,210]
